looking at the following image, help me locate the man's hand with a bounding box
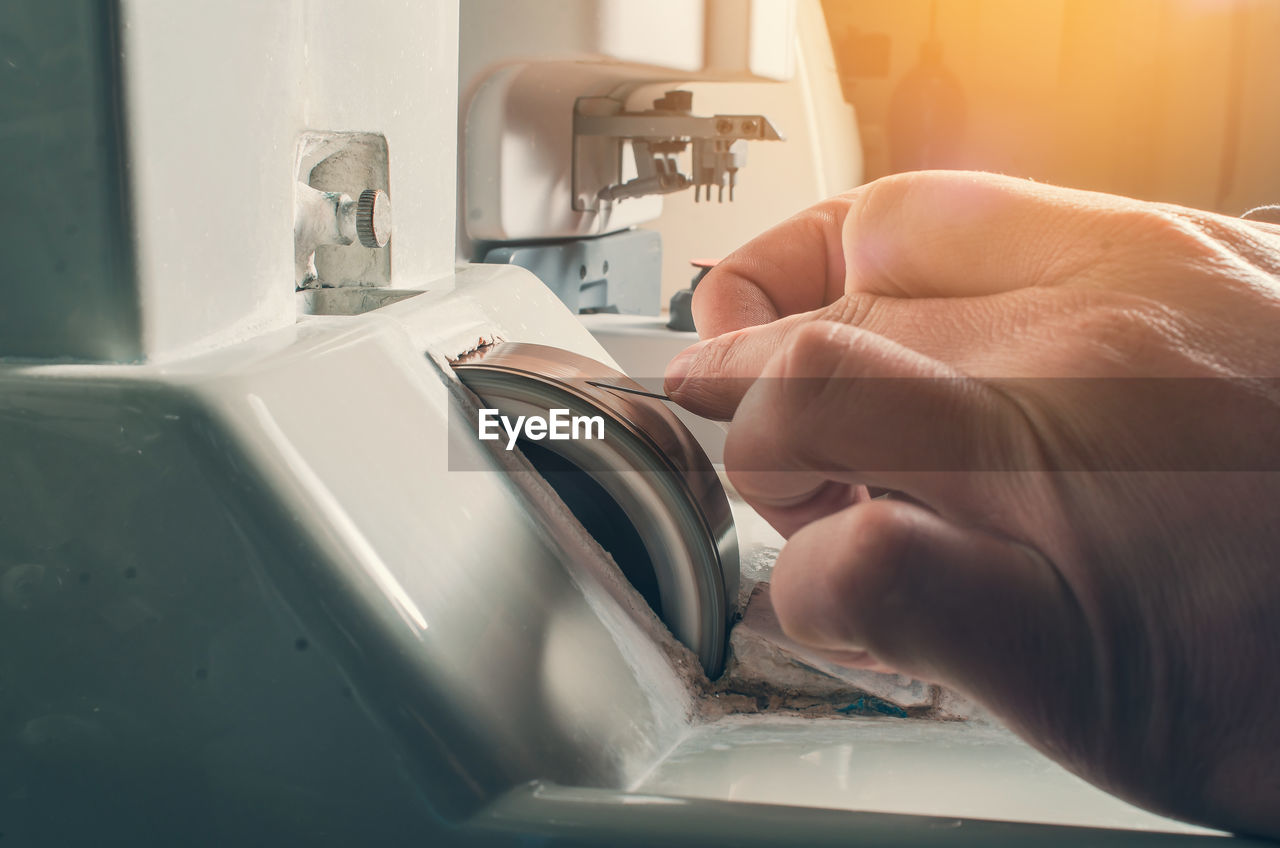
[664,171,1280,836]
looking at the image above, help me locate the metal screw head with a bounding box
[715,118,734,135]
[356,189,392,248]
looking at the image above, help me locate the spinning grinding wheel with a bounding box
[454,343,738,677]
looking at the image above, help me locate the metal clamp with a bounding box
[573,90,782,210]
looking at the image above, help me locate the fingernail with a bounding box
[664,340,708,395]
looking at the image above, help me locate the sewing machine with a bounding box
[0,2,1231,845]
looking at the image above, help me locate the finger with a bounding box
[668,290,1032,419]
[720,321,1042,529]
[669,273,1098,419]
[691,196,852,339]
[768,498,1089,733]
[691,170,1141,340]
[732,478,866,541]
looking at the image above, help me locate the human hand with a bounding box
[664,171,1280,836]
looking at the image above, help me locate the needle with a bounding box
[585,380,673,401]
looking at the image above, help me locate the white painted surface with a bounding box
[459,0,795,94]
[598,0,706,71]
[461,63,665,245]
[746,0,798,78]
[116,0,459,361]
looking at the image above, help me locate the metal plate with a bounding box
[454,342,738,677]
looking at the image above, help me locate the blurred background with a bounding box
[824,0,1280,214]
[652,0,1280,302]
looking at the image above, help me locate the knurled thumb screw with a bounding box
[355,188,392,248]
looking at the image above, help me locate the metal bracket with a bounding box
[572,90,782,211]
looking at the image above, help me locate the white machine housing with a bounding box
[458,0,797,252]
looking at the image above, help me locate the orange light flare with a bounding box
[821,0,1279,212]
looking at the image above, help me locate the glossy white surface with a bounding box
[0,265,698,827]
[636,717,1222,836]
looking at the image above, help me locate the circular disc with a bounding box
[454,342,738,677]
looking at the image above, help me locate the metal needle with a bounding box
[585,380,673,401]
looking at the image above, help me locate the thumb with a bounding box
[769,498,1091,732]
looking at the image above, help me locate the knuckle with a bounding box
[1017,293,1203,385]
[1063,302,1173,369]
[780,321,847,378]
[823,294,881,331]
[1121,207,1280,292]
[691,333,736,379]
[774,323,852,455]
[1104,206,1221,264]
